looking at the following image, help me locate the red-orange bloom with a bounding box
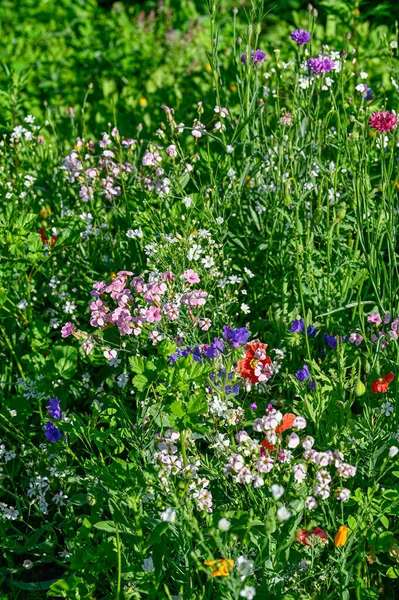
[237,340,272,385]
[296,527,328,546]
[275,413,296,433]
[371,372,394,393]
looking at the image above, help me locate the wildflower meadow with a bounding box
[2,0,399,598]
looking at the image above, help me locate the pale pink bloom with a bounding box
[292,463,307,482]
[316,470,331,484]
[161,271,174,282]
[302,436,314,450]
[148,330,163,345]
[293,415,307,429]
[61,322,74,338]
[287,432,300,449]
[313,483,330,499]
[349,332,363,345]
[256,456,274,473]
[253,475,265,488]
[140,306,162,323]
[236,467,253,484]
[198,318,212,331]
[305,496,318,510]
[82,336,94,355]
[337,488,351,501]
[183,269,200,284]
[104,348,118,361]
[235,430,251,443]
[163,303,179,321]
[166,144,177,157]
[367,312,382,325]
[336,462,356,478]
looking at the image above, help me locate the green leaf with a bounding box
[51,345,78,379]
[376,531,393,552]
[129,356,145,374]
[132,373,148,391]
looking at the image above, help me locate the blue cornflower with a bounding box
[222,326,250,348]
[46,397,62,420]
[295,365,310,382]
[44,421,62,443]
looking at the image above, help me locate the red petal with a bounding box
[261,439,275,452]
[382,372,395,384]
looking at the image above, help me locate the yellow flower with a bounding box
[205,62,212,71]
[139,98,148,107]
[204,558,234,576]
[39,206,52,219]
[229,83,237,92]
[110,272,117,281]
[334,525,349,547]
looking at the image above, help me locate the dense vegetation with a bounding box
[1,1,399,598]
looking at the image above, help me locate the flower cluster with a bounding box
[369,111,397,133]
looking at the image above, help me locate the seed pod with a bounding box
[364,361,371,373]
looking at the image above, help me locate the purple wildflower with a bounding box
[225,383,241,395]
[295,365,310,382]
[44,421,62,443]
[290,29,311,45]
[222,326,250,348]
[250,403,257,411]
[309,380,316,390]
[289,318,304,333]
[46,397,62,420]
[61,322,74,338]
[307,325,317,338]
[241,49,267,66]
[324,333,345,349]
[307,57,335,74]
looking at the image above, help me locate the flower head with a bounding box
[372,372,394,393]
[241,49,267,66]
[222,326,251,348]
[369,111,397,133]
[237,340,272,385]
[296,527,328,546]
[44,421,62,443]
[204,558,234,576]
[290,29,311,45]
[334,525,349,547]
[46,397,62,420]
[61,322,75,338]
[183,269,200,284]
[307,57,335,74]
[295,365,310,382]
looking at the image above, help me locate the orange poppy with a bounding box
[334,526,349,547]
[204,558,234,576]
[237,341,271,385]
[371,372,394,393]
[261,413,296,452]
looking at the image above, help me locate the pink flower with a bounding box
[198,318,212,331]
[140,306,162,323]
[367,312,382,325]
[349,332,364,346]
[183,269,200,284]
[61,322,74,338]
[369,111,397,133]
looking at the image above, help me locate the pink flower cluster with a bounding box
[349,312,399,349]
[369,111,397,133]
[86,269,208,345]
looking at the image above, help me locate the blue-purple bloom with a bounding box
[307,57,335,74]
[170,345,202,364]
[289,319,317,338]
[46,397,62,420]
[241,49,267,66]
[222,326,250,348]
[290,29,311,45]
[44,421,62,443]
[307,325,318,338]
[295,364,310,382]
[324,333,345,349]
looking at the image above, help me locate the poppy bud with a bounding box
[364,361,371,374]
[354,380,366,396]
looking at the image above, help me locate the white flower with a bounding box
[17,299,28,310]
[24,115,35,124]
[305,496,317,510]
[9,410,17,417]
[126,227,143,239]
[271,484,284,499]
[202,255,214,268]
[240,586,256,599]
[236,556,254,580]
[23,560,33,569]
[216,216,224,224]
[218,518,231,531]
[183,196,192,208]
[160,508,176,523]
[287,432,300,448]
[142,557,154,572]
[241,303,250,314]
[226,145,234,153]
[337,488,351,502]
[389,446,399,457]
[391,41,398,49]
[277,506,291,521]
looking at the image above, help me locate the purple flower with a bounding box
[225,383,241,395]
[44,421,62,443]
[61,322,74,338]
[307,325,317,338]
[309,380,316,390]
[290,29,311,45]
[324,333,345,349]
[250,403,257,411]
[222,326,250,348]
[295,365,310,382]
[289,318,304,333]
[307,57,335,74]
[46,397,62,420]
[241,49,267,66]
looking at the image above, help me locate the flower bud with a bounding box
[354,380,366,396]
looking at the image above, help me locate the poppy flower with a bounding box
[296,527,328,546]
[334,525,349,547]
[260,413,296,453]
[237,340,272,385]
[204,558,234,576]
[371,372,394,393]
[39,228,57,248]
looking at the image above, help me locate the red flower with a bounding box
[237,340,272,385]
[371,372,394,393]
[296,527,328,546]
[369,111,397,133]
[261,413,296,452]
[39,228,57,248]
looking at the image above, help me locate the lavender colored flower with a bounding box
[290,29,311,45]
[46,397,62,420]
[307,325,318,338]
[225,383,241,395]
[44,421,62,443]
[222,326,250,348]
[307,57,335,74]
[309,380,316,390]
[241,49,267,66]
[250,403,257,411]
[295,365,310,382]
